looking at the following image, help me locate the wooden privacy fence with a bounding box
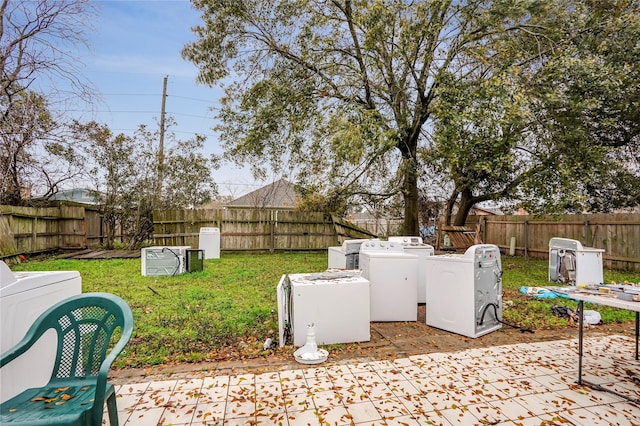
[439,213,640,272]
[0,204,375,258]
[152,209,375,251]
[3,202,639,271]
[0,204,95,257]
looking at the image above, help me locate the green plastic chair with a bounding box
[0,292,134,425]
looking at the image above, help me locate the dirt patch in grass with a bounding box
[108,305,638,385]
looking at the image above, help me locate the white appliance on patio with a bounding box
[0,261,82,403]
[327,239,372,269]
[277,270,370,347]
[387,236,435,304]
[359,240,418,321]
[141,246,191,276]
[424,244,502,338]
[548,237,604,285]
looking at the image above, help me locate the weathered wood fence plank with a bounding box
[441,214,640,271]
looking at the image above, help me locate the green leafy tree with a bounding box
[71,121,140,248]
[183,0,562,234]
[517,0,640,214]
[162,134,219,209]
[72,121,219,249]
[429,0,640,225]
[430,71,535,226]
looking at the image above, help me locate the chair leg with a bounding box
[106,393,119,426]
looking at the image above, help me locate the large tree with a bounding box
[518,0,640,214]
[183,0,562,234]
[430,0,640,225]
[0,0,95,204]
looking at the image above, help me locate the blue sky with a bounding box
[76,0,258,197]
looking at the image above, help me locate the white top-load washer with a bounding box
[387,236,435,304]
[277,270,370,346]
[359,240,418,321]
[424,244,502,338]
[0,261,82,403]
[548,237,604,285]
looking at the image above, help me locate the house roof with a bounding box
[43,188,101,205]
[226,179,300,209]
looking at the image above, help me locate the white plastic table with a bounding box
[568,291,640,404]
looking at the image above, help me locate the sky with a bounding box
[72,0,261,197]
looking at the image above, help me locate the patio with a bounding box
[106,334,640,425]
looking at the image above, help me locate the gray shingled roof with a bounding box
[226,179,300,209]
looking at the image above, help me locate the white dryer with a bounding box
[359,240,418,321]
[424,244,502,338]
[0,261,82,403]
[388,236,435,303]
[277,270,370,347]
[327,239,372,270]
[548,237,604,285]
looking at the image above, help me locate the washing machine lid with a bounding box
[425,253,468,263]
[0,269,81,297]
[0,261,17,287]
[287,271,367,286]
[341,239,370,254]
[549,237,583,251]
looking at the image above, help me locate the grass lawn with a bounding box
[11,252,640,368]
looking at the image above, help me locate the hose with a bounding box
[478,302,534,333]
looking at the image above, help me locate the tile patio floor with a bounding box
[107,334,640,426]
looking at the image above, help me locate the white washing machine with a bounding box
[277,270,370,347]
[327,239,371,270]
[548,237,604,285]
[0,261,82,403]
[388,236,435,304]
[359,240,418,321]
[425,244,502,338]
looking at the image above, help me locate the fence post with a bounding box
[524,220,529,259]
[269,210,275,253]
[32,215,37,253]
[584,220,590,246]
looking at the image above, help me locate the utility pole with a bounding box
[156,75,168,205]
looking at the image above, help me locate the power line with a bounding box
[168,94,216,103]
[101,93,160,97]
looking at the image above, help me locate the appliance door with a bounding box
[291,279,370,346]
[364,253,418,322]
[575,249,604,285]
[405,247,433,304]
[548,248,560,282]
[425,257,474,336]
[327,247,346,269]
[277,275,291,347]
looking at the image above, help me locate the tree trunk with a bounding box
[444,191,458,226]
[402,157,420,236]
[453,188,475,226]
